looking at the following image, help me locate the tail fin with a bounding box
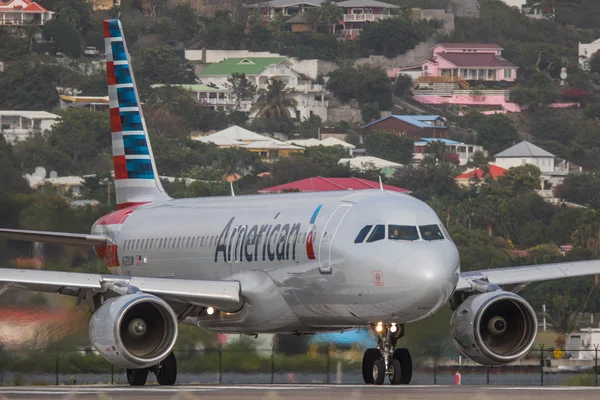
[103,19,170,210]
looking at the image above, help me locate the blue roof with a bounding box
[362,115,446,129]
[414,138,460,146]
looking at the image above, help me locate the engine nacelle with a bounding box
[89,293,178,369]
[450,291,537,365]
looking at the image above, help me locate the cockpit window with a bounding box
[388,225,419,241]
[419,224,445,241]
[366,225,385,243]
[354,225,373,243]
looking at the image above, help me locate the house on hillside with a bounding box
[258,176,410,193]
[420,43,518,82]
[59,95,109,111]
[413,138,486,165]
[579,39,600,71]
[0,110,59,143]
[194,125,304,162]
[246,0,399,39]
[361,115,449,140]
[197,57,329,121]
[494,140,579,186]
[92,0,120,10]
[0,0,53,26]
[151,84,234,113]
[455,164,507,186]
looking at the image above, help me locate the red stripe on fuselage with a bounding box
[116,201,150,210]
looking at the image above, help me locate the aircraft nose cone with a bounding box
[401,242,460,309]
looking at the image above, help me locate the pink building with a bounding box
[421,43,518,82]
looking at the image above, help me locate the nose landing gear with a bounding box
[362,323,412,385]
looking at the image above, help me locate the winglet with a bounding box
[230,182,235,197]
[379,176,384,191]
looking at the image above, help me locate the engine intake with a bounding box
[450,291,537,365]
[90,293,178,369]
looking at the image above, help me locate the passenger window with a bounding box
[419,225,445,241]
[201,237,205,247]
[366,225,385,243]
[210,237,213,247]
[388,225,419,241]
[354,225,373,243]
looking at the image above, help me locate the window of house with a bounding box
[352,8,363,14]
[504,69,511,79]
[366,225,385,243]
[354,225,373,243]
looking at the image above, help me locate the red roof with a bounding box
[436,52,517,68]
[259,176,411,193]
[457,165,507,180]
[436,43,503,50]
[0,0,49,12]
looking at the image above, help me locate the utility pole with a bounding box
[542,304,547,332]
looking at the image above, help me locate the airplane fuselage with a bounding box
[92,189,460,333]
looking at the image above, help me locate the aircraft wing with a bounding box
[0,268,242,312]
[456,260,600,292]
[0,228,109,246]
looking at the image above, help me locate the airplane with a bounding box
[2,19,600,386]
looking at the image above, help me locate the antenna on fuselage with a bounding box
[230,182,235,197]
[378,175,384,191]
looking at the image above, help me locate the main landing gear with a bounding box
[126,351,177,386]
[362,322,412,385]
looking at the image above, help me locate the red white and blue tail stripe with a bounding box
[104,19,169,210]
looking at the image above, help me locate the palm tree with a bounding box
[319,1,343,35]
[253,79,298,121]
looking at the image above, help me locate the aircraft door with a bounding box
[318,203,352,274]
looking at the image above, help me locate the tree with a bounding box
[394,75,413,97]
[253,79,298,121]
[326,64,392,110]
[306,1,343,34]
[135,45,196,88]
[360,16,439,58]
[589,52,600,75]
[223,73,257,112]
[42,19,82,57]
[471,114,519,156]
[0,62,58,111]
[360,102,380,124]
[47,108,111,171]
[426,140,447,162]
[364,131,414,165]
[500,164,542,194]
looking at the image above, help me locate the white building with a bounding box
[579,39,600,70]
[0,0,53,26]
[287,137,355,155]
[494,140,555,172]
[498,0,526,8]
[338,156,403,171]
[0,111,59,143]
[196,57,329,121]
[413,138,486,166]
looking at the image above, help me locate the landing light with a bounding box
[375,324,383,333]
[390,325,397,333]
[207,307,215,315]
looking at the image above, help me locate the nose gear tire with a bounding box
[362,348,382,384]
[372,359,386,385]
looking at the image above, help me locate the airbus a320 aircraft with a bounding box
[2,19,600,386]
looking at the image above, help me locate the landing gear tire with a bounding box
[372,359,386,385]
[126,368,148,386]
[389,359,402,385]
[393,348,413,384]
[362,348,382,384]
[155,352,177,386]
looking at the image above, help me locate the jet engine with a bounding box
[450,291,537,365]
[89,293,178,369]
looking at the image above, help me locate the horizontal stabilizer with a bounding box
[0,229,109,247]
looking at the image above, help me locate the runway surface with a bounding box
[0,385,600,400]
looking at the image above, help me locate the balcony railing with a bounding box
[300,100,329,107]
[0,16,46,26]
[342,13,392,22]
[294,84,325,92]
[339,28,361,37]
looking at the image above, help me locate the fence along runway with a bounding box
[1,385,600,400]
